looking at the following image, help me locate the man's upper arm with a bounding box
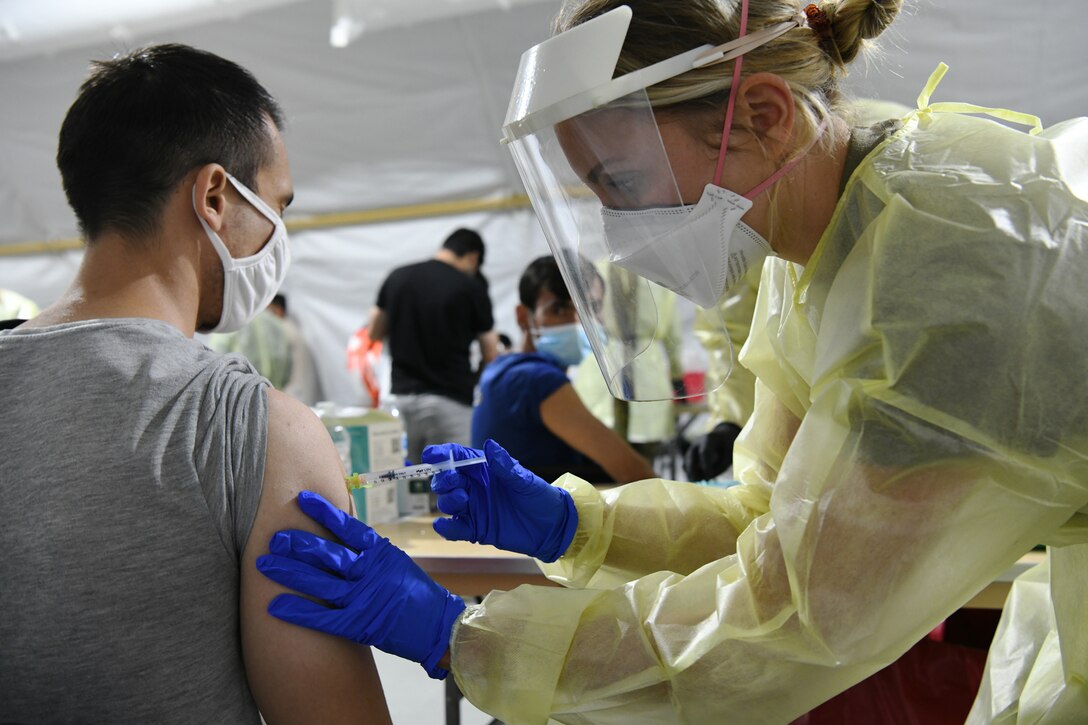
[472,280,494,333]
[540,383,656,482]
[477,330,499,365]
[367,306,387,342]
[240,389,391,724]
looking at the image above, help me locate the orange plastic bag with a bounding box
[347,327,382,408]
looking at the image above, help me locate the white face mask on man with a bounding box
[193,173,291,333]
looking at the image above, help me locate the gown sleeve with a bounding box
[451,355,1085,725]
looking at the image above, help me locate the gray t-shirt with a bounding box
[0,319,267,723]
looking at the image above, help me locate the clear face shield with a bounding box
[508,92,738,401]
[503,6,802,402]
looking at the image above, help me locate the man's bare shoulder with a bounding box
[261,389,353,512]
[240,389,390,723]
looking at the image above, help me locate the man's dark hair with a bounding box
[271,294,287,314]
[518,255,572,309]
[442,228,485,265]
[520,252,605,311]
[57,43,285,242]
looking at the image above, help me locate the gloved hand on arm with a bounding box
[426,439,578,563]
[682,421,743,481]
[256,490,465,679]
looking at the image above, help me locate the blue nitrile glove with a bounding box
[425,439,578,563]
[256,490,465,679]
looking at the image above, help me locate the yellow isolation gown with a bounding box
[450,67,1088,724]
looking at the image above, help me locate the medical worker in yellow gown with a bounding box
[256,1,1088,722]
[686,97,913,483]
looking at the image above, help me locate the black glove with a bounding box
[682,422,742,481]
[671,378,688,399]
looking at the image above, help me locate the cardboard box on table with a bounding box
[318,405,402,524]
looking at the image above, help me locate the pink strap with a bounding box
[713,0,749,187]
[711,0,824,198]
[743,118,828,200]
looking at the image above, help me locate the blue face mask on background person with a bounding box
[532,321,589,367]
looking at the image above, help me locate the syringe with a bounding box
[346,454,487,490]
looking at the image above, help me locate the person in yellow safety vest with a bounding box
[209,306,294,391]
[0,289,40,327]
[210,295,323,405]
[256,1,1088,722]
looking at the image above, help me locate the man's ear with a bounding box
[192,163,231,232]
[464,251,481,274]
[736,72,795,149]
[515,304,530,332]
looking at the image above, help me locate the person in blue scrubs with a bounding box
[472,256,655,483]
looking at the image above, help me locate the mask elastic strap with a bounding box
[227,173,284,229]
[712,0,750,187]
[743,117,829,200]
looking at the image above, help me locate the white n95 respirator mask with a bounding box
[600,184,772,309]
[193,174,291,333]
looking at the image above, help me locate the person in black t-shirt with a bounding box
[367,228,497,464]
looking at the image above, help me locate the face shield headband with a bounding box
[502,4,805,146]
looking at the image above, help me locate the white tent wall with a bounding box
[0,0,560,404]
[287,209,551,404]
[0,251,83,309]
[843,0,1086,128]
[2,0,1086,404]
[0,0,556,244]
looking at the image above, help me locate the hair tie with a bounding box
[803,3,833,40]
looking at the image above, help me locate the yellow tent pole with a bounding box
[286,194,533,232]
[0,238,84,256]
[0,193,534,258]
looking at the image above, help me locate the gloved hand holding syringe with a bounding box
[259,439,578,685]
[345,453,487,490]
[344,440,578,562]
